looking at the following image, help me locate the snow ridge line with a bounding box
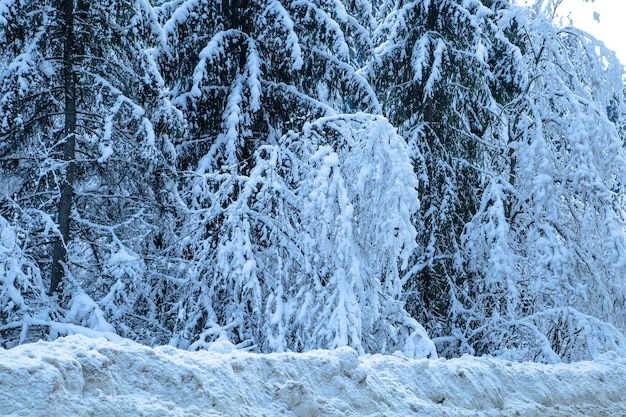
[1,335,626,416]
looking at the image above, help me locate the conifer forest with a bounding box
[2,0,626,363]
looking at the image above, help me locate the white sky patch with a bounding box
[517,0,626,64]
[557,0,625,64]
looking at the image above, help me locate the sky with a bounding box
[531,0,626,64]
[557,0,625,64]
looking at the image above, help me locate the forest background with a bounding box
[1,0,626,363]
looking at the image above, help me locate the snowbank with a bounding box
[1,335,625,416]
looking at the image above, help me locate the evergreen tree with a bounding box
[0,0,181,345]
[157,0,435,355]
[369,0,499,348]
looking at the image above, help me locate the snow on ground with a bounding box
[1,335,626,416]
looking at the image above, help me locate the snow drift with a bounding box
[1,335,626,416]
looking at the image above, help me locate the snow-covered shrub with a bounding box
[0,215,50,347]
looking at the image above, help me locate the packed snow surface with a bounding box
[1,335,626,416]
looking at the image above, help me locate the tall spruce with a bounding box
[369,0,499,349]
[0,0,181,345]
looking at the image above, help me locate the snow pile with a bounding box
[1,335,626,416]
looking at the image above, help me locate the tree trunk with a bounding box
[49,0,76,295]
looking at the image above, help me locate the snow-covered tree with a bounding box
[458,2,626,362]
[0,0,182,345]
[170,112,435,357]
[156,0,381,171]
[156,0,432,353]
[274,114,434,356]
[368,0,501,344]
[0,215,51,347]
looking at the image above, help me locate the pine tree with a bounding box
[368,0,500,349]
[0,0,181,345]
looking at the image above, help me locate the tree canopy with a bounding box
[1,0,625,362]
